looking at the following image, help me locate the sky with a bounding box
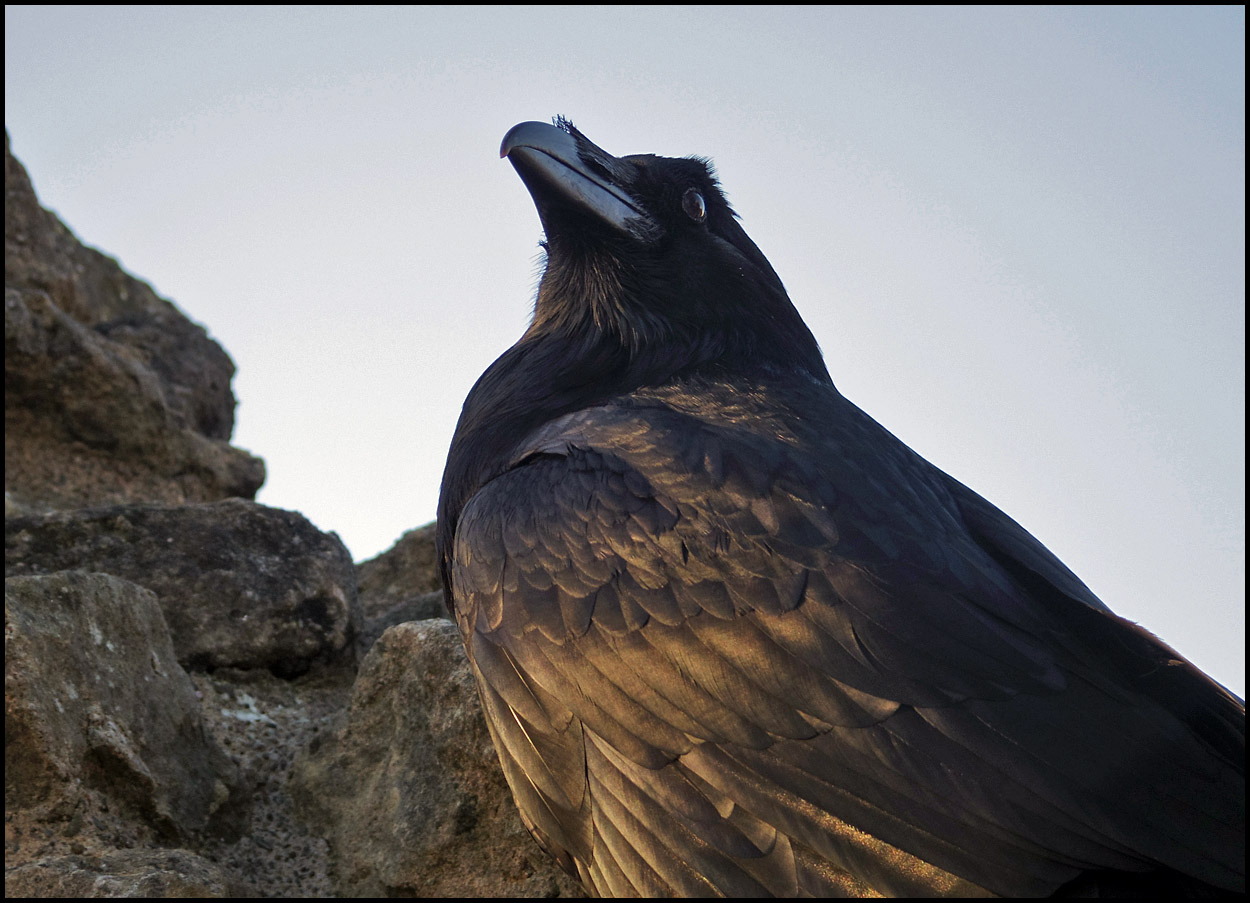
[4,6,1244,696]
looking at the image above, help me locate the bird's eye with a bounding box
[682,188,706,223]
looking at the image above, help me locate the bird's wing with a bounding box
[451,402,1245,897]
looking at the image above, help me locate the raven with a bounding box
[436,119,1244,897]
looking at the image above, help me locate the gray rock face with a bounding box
[356,521,447,652]
[4,850,252,898]
[191,667,349,897]
[289,619,583,897]
[5,572,243,838]
[4,132,264,513]
[6,500,361,676]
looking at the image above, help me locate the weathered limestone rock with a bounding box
[190,667,350,897]
[289,619,583,897]
[356,521,445,653]
[5,132,264,512]
[4,849,251,898]
[5,500,361,676]
[5,571,243,838]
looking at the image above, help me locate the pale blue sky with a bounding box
[5,6,1243,695]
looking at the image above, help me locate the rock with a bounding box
[4,132,264,512]
[356,521,447,652]
[4,849,252,898]
[4,571,243,839]
[191,667,350,897]
[5,500,361,676]
[288,619,583,897]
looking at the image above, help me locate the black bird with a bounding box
[437,118,1245,897]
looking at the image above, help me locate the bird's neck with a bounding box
[443,324,654,491]
[436,290,831,602]
[436,322,652,586]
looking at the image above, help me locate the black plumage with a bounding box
[436,118,1245,897]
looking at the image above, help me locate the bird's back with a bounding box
[448,371,1245,897]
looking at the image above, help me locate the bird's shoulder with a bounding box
[453,374,1072,720]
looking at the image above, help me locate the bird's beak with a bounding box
[501,120,661,242]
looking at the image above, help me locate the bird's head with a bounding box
[501,118,829,383]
